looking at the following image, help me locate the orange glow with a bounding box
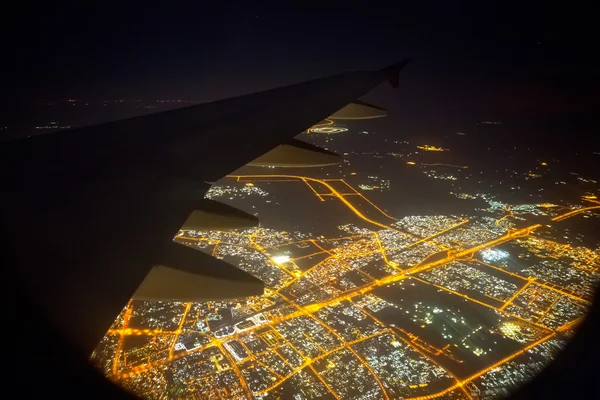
[551,205,600,222]
[169,303,192,359]
[499,280,532,311]
[405,332,556,400]
[416,144,445,152]
[109,173,596,397]
[112,302,132,375]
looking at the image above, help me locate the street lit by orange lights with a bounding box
[105,174,597,399]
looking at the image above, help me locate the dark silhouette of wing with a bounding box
[3,60,409,398]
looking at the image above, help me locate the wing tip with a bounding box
[381,59,411,88]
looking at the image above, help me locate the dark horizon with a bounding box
[8,2,598,146]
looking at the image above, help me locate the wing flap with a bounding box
[143,59,411,182]
[247,138,341,168]
[328,100,388,120]
[182,199,259,231]
[2,59,410,185]
[133,242,264,301]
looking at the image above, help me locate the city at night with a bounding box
[7,3,598,400]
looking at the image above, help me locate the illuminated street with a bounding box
[93,170,598,399]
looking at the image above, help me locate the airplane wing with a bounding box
[2,60,409,360]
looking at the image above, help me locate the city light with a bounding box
[481,248,510,262]
[309,126,349,134]
[94,171,598,399]
[272,255,291,264]
[416,145,446,152]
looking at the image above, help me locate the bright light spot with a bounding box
[500,321,521,338]
[498,321,534,343]
[537,203,557,208]
[417,144,446,152]
[540,162,548,166]
[272,255,290,264]
[174,343,185,351]
[481,248,510,262]
[245,183,254,187]
[309,126,348,134]
[407,161,416,165]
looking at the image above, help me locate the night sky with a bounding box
[9,2,598,146]
[5,6,600,398]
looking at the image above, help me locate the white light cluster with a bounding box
[481,248,510,262]
[309,126,348,134]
